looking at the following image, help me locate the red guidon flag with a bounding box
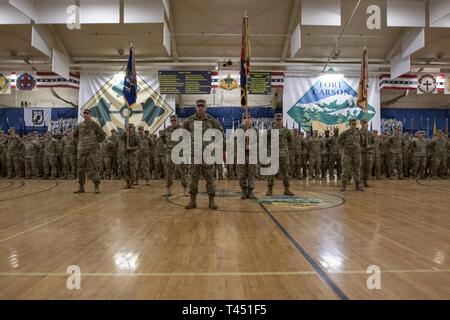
[357,47,368,111]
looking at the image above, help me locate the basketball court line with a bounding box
[1,268,448,277]
[258,202,349,300]
[0,192,121,245]
[0,181,59,202]
[0,180,24,193]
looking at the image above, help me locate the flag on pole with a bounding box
[433,118,437,136]
[357,47,369,111]
[123,46,137,108]
[446,117,448,137]
[240,13,251,111]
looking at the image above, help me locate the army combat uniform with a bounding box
[121,125,140,188]
[73,110,106,193]
[338,119,363,191]
[161,115,188,196]
[183,99,224,209]
[266,113,294,197]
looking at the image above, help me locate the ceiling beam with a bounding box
[165,0,178,61]
[281,0,300,61]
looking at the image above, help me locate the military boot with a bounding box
[283,185,294,196]
[165,187,172,198]
[266,185,273,196]
[247,188,257,199]
[74,184,85,193]
[208,194,218,210]
[185,193,197,209]
[183,187,189,197]
[355,182,365,191]
[364,180,370,188]
[340,180,347,191]
[94,183,100,194]
[241,186,248,199]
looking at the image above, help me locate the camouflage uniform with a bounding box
[338,120,363,191]
[183,100,224,209]
[372,131,381,179]
[73,112,106,193]
[43,133,59,179]
[6,129,22,179]
[428,132,447,178]
[236,120,258,199]
[121,126,140,188]
[117,134,124,179]
[23,136,40,178]
[359,121,375,188]
[0,131,6,177]
[107,130,118,179]
[326,128,341,180]
[290,130,302,179]
[385,130,404,179]
[266,113,294,196]
[61,133,77,179]
[153,135,165,179]
[300,134,308,179]
[410,132,427,179]
[137,127,152,184]
[98,141,109,179]
[308,132,321,179]
[320,131,330,179]
[161,117,188,195]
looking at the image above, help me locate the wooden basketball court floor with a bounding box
[0,177,449,300]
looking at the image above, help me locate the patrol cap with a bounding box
[138,125,144,130]
[170,114,178,120]
[242,113,251,119]
[361,119,368,124]
[196,99,206,106]
[274,113,283,120]
[111,129,116,133]
[313,130,319,133]
[349,118,357,124]
[82,109,91,114]
[8,127,15,131]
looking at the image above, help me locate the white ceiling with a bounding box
[0,0,449,72]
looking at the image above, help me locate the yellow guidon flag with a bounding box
[357,46,368,111]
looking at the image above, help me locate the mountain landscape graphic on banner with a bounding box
[81,73,173,134]
[287,76,375,132]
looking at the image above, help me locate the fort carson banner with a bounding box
[79,71,175,135]
[283,74,381,133]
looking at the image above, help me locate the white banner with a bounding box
[79,71,175,135]
[283,74,381,133]
[24,108,51,128]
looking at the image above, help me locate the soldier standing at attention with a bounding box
[360,119,375,188]
[0,130,6,177]
[61,130,77,179]
[266,113,294,197]
[183,99,224,210]
[23,134,40,179]
[338,119,363,191]
[320,130,330,179]
[161,114,188,197]
[291,129,302,179]
[236,113,258,200]
[106,129,118,179]
[410,131,427,179]
[371,130,381,180]
[299,132,308,179]
[121,123,140,189]
[146,131,155,180]
[73,109,106,194]
[6,128,21,179]
[308,130,321,179]
[326,128,341,180]
[137,126,151,185]
[385,128,404,180]
[428,130,446,178]
[153,132,165,180]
